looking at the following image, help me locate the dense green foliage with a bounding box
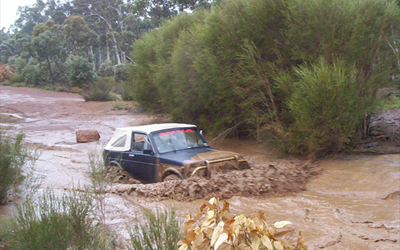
[0,131,29,204]
[275,58,374,154]
[129,0,400,155]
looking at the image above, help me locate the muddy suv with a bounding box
[103,123,249,183]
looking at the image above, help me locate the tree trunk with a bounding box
[110,32,121,64]
[99,47,102,66]
[90,46,96,71]
[106,41,111,62]
[46,57,54,87]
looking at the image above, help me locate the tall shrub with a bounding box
[0,131,29,204]
[275,58,373,155]
[128,0,400,153]
[129,13,203,112]
[284,0,400,87]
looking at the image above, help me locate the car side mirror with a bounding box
[143,149,154,155]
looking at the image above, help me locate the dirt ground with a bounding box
[1,86,399,249]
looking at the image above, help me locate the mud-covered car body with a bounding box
[103,123,248,183]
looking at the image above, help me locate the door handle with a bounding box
[129,154,135,157]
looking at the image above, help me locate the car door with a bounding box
[121,133,157,183]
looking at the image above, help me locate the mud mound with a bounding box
[110,159,321,201]
[107,166,141,184]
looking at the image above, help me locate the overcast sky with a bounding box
[1,0,36,30]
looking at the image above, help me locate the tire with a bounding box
[163,174,181,182]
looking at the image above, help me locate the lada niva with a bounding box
[103,123,248,183]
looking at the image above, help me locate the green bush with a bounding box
[9,74,24,83]
[56,85,69,92]
[68,55,97,87]
[113,63,128,82]
[0,80,12,86]
[82,78,117,101]
[11,82,27,88]
[0,131,29,204]
[122,80,135,101]
[7,56,27,72]
[21,62,47,86]
[98,60,114,77]
[0,189,115,250]
[275,58,374,155]
[127,207,182,250]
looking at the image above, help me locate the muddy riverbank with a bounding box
[0,86,399,249]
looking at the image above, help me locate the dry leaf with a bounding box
[214,232,229,250]
[261,235,273,250]
[211,222,225,246]
[222,200,230,213]
[225,217,235,226]
[258,211,268,226]
[273,241,284,250]
[209,197,218,205]
[250,235,260,250]
[274,221,292,229]
[187,229,198,242]
[178,244,189,250]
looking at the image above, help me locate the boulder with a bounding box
[76,130,100,143]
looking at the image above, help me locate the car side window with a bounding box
[132,133,147,152]
[111,134,127,147]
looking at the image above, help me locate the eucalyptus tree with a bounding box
[31,25,66,86]
[0,38,15,64]
[63,15,91,55]
[14,0,49,35]
[45,0,73,25]
[71,0,126,64]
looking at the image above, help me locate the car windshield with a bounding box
[152,128,209,153]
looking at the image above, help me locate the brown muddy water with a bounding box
[0,86,399,249]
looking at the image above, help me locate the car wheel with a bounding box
[163,174,181,182]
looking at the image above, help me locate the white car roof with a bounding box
[115,123,197,135]
[104,123,197,151]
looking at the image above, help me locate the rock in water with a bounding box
[76,130,100,143]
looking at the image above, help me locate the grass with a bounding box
[0,189,115,250]
[0,148,116,249]
[87,152,112,224]
[127,207,183,250]
[112,101,131,110]
[378,95,400,110]
[0,138,181,249]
